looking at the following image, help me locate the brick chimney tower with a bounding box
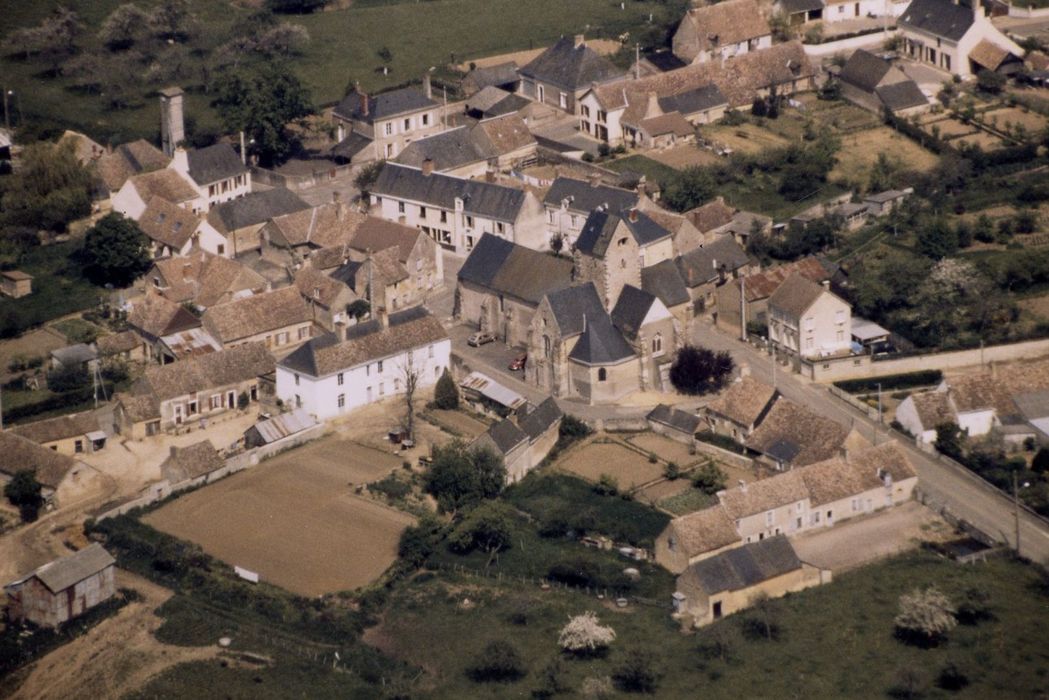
[159,87,185,157]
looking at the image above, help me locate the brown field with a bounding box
[0,327,66,375]
[951,132,1006,150]
[830,127,940,183]
[926,118,977,138]
[635,477,692,505]
[626,432,700,466]
[145,438,415,596]
[424,409,489,439]
[557,440,665,489]
[1019,293,1049,321]
[982,106,1048,134]
[705,122,789,154]
[649,143,720,169]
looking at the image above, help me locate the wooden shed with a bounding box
[4,544,116,628]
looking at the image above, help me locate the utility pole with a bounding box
[2,88,8,131]
[1014,470,1021,556]
[739,275,746,342]
[876,382,883,445]
[635,43,640,80]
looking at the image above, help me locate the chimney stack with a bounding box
[645,91,661,119]
[738,479,747,493]
[159,86,185,157]
[360,92,369,117]
[628,208,639,223]
[421,158,434,176]
[378,306,389,330]
[574,34,585,49]
[423,72,432,99]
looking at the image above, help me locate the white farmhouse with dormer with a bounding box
[768,273,852,360]
[899,0,1024,78]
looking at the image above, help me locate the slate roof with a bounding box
[611,285,660,341]
[839,50,894,92]
[279,306,447,377]
[201,286,310,344]
[136,342,275,401]
[518,397,563,440]
[705,377,777,428]
[128,294,200,339]
[465,85,517,114]
[207,188,310,233]
[777,0,824,13]
[899,0,975,42]
[483,418,529,455]
[568,313,635,366]
[0,432,78,490]
[684,535,801,595]
[138,196,199,250]
[52,344,97,366]
[577,209,671,257]
[544,283,606,337]
[663,506,741,558]
[745,397,851,468]
[184,143,247,186]
[463,62,520,93]
[542,177,639,214]
[675,235,750,287]
[22,544,115,594]
[876,81,930,112]
[642,259,691,308]
[333,87,437,123]
[160,440,224,483]
[458,234,574,305]
[330,131,373,160]
[643,50,688,72]
[658,84,728,116]
[10,411,105,445]
[395,125,495,171]
[768,273,827,317]
[519,35,624,91]
[647,404,701,434]
[372,163,528,222]
[677,0,772,53]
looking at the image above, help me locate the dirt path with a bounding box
[8,571,219,700]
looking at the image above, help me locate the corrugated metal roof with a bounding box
[29,544,115,594]
[459,371,527,410]
[250,408,318,444]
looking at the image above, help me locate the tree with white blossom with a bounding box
[559,611,616,655]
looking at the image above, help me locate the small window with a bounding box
[404,118,411,131]
[422,113,430,126]
[379,382,385,396]
[294,373,300,386]
[217,244,225,256]
[338,393,345,408]
[398,201,405,214]
[440,210,448,223]
[298,327,309,340]
[419,206,427,219]
[428,344,434,358]
[559,92,567,109]
[466,215,474,228]
[384,123,393,136]
[337,372,344,386]
[378,360,383,373]
[598,368,607,382]
[496,222,505,234]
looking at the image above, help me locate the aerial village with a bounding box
[1,0,1049,696]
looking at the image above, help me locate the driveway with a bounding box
[790,501,949,573]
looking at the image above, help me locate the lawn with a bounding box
[830,126,941,185]
[2,0,677,143]
[626,432,701,467]
[365,551,1049,698]
[605,153,682,185]
[0,242,103,338]
[145,438,415,596]
[657,485,717,515]
[556,439,666,490]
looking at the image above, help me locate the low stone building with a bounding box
[646,404,701,445]
[10,410,109,456]
[703,376,777,441]
[470,397,564,483]
[0,432,94,508]
[0,270,32,298]
[4,544,117,628]
[201,286,312,355]
[744,396,859,471]
[654,506,742,574]
[673,536,826,627]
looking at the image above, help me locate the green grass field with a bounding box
[2,0,678,144]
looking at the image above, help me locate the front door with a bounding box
[174,404,183,425]
[713,601,723,619]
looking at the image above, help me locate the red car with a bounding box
[508,353,527,371]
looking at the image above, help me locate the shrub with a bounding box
[647,452,658,464]
[433,368,459,409]
[4,470,44,522]
[664,462,680,480]
[558,611,616,655]
[369,475,411,501]
[467,640,526,683]
[594,473,619,496]
[695,431,746,454]
[691,462,727,495]
[895,586,957,647]
[532,659,570,699]
[612,649,661,693]
[937,662,969,691]
[834,371,942,394]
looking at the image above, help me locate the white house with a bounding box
[541,177,642,247]
[168,143,251,212]
[823,0,890,24]
[768,273,852,360]
[332,80,441,161]
[276,306,450,421]
[136,196,230,258]
[369,162,547,254]
[899,0,1024,78]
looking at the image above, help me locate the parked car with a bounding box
[468,331,495,346]
[508,353,527,371]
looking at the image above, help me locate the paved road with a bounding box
[690,320,1049,566]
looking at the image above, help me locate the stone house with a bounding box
[0,270,32,298]
[470,397,563,483]
[394,114,537,178]
[123,341,274,432]
[259,202,366,259]
[0,432,95,508]
[838,50,930,117]
[703,375,778,441]
[542,177,641,248]
[346,216,444,307]
[94,139,170,199]
[4,544,116,628]
[10,410,108,456]
[899,0,1023,78]
[332,81,441,161]
[201,286,312,355]
[456,234,574,347]
[796,446,919,528]
[111,169,200,220]
[768,273,852,361]
[654,506,742,574]
[715,256,832,337]
[95,330,146,364]
[126,292,205,363]
[574,208,673,309]
[137,196,228,259]
[112,393,162,440]
[156,440,226,495]
[146,251,269,310]
[525,283,609,397]
[169,143,251,212]
[744,396,861,471]
[206,188,311,256]
[294,266,359,333]
[370,162,547,254]
[519,35,625,114]
[674,536,826,627]
[672,0,773,65]
[646,404,702,445]
[276,306,449,421]
[579,83,728,148]
[674,234,752,316]
[640,259,693,336]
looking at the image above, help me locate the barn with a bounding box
[5,544,116,628]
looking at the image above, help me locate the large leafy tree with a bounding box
[82,213,151,287]
[213,61,312,167]
[423,440,505,514]
[5,470,44,522]
[0,139,92,233]
[669,344,734,395]
[661,166,716,213]
[895,586,957,646]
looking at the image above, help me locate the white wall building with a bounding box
[275,307,450,421]
[768,274,852,360]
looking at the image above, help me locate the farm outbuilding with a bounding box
[4,544,116,628]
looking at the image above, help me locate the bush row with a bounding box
[834,370,943,394]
